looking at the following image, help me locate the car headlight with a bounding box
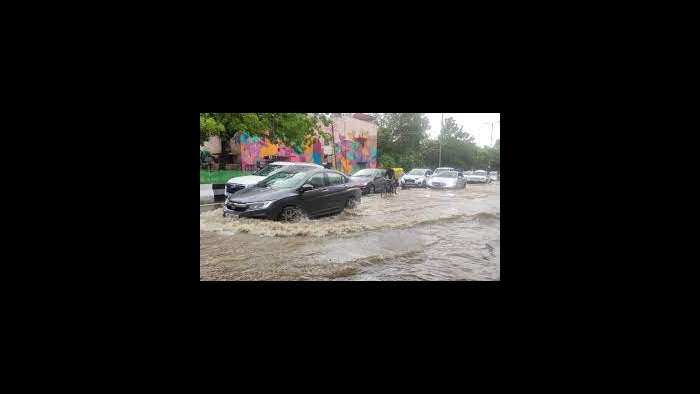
[247,201,273,210]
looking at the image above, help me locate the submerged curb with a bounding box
[200,184,227,204]
[200,202,223,213]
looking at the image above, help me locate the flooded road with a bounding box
[200,182,500,280]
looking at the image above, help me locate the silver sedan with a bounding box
[465,170,491,184]
[426,171,467,189]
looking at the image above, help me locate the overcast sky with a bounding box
[425,113,500,147]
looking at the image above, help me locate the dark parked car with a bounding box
[349,168,388,194]
[223,166,362,221]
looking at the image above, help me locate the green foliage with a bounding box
[378,152,398,168]
[376,114,500,172]
[200,115,225,145]
[377,113,429,153]
[376,113,430,169]
[200,113,332,149]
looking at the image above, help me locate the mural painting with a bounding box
[238,115,378,175]
[240,132,323,168]
[325,116,378,175]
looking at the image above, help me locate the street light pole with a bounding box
[438,112,443,167]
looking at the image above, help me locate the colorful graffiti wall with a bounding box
[326,115,378,174]
[240,133,323,167]
[238,114,378,175]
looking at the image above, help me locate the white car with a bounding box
[433,167,455,176]
[488,171,498,181]
[427,170,467,189]
[400,168,433,189]
[225,161,323,196]
[465,170,491,184]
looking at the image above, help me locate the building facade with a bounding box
[201,113,378,174]
[326,113,378,174]
[238,113,377,174]
[239,132,323,170]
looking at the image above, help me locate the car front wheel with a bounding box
[346,196,360,209]
[279,206,305,222]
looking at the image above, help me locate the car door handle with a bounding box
[320,188,328,192]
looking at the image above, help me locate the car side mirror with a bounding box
[300,183,314,192]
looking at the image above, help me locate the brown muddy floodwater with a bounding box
[200,182,500,281]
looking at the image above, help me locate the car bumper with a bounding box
[401,180,426,188]
[222,204,280,219]
[427,183,459,189]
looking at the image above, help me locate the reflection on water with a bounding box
[200,183,500,281]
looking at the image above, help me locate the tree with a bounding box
[439,117,473,142]
[200,114,224,145]
[200,113,332,153]
[488,139,500,171]
[377,113,430,151]
[357,113,499,172]
[376,113,430,168]
[432,117,480,169]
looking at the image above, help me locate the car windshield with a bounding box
[435,168,451,173]
[475,171,486,175]
[438,172,458,178]
[253,164,285,177]
[408,169,427,175]
[257,166,315,189]
[489,172,497,175]
[352,169,375,177]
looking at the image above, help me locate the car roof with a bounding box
[323,169,348,176]
[270,161,322,167]
[297,168,349,178]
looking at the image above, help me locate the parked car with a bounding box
[465,169,490,184]
[433,167,455,176]
[349,168,389,194]
[225,161,322,197]
[488,171,498,181]
[400,168,433,188]
[223,165,362,221]
[427,170,467,189]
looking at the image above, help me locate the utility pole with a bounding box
[438,112,443,167]
[331,118,337,169]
